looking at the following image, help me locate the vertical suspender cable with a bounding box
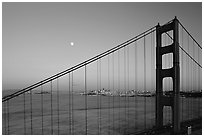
[197,45,200,117]
[97,60,100,134]
[97,60,99,134]
[134,41,137,129]
[99,59,102,134]
[152,31,156,126]
[154,31,156,124]
[41,83,44,134]
[151,30,155,126]
[4,102,7,134]
[192,41,195,119]
[50,80,53,134]
[144,35,146,131]
[112,52,115,132]
[68,73,71,134]
[57,78,59,134]
[187,35,190,120]
[68,74,70,134]
[150,30,153,127]
[185,33,188,121]
[189,40,191,119]
[153,30,156,126]
[7,100,10,134]
[30,90,33,134]
[85,64,88,135]
[189,39,192,119]
[118,49,121,133]
[23,92,26,134]
[72,72,74,134]
[197,51,200,118]
[197,44,202,116]
[124,46,127,134]
[199,45,201,117]
[191,41,194,119]
[108,55,110,134]
[196,42,198,118]
[196,46,198,117]
[181,27,184,122]
[185,33,187,120]
[127,45,130,132]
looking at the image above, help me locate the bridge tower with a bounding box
[156,17,180,134]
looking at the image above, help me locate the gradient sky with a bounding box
[2,2,202,91]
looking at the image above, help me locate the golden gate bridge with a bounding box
[2,17,202,135]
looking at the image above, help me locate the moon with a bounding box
[70,42,74,46]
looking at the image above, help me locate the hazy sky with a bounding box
[2,2,202,90]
